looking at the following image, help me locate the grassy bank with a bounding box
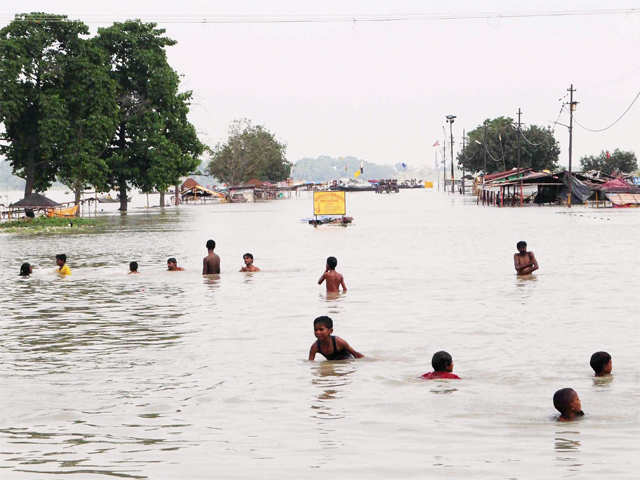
[0,216,102,234]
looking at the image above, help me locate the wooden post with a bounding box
[500,187,504,207]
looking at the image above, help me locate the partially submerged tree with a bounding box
[580,149,637,175]
[207,119,290,185]
[458,117,560,174]
[0,13,89,197]
[96,20,203,211]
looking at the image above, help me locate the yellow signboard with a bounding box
[424,181,434,189]
[313,191,346,216]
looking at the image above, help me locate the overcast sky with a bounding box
[3,1,640,169]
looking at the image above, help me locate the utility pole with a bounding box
[516,108,522,171]
[442,126,447,192]
[446,115,456,193]
[567,84,577,208]
[461,129,466,194]
[483,121,487,173]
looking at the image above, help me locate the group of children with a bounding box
[19,254,70,277]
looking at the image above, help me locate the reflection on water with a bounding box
[1,191,640,478]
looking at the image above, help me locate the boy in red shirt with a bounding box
[421,351,461,379]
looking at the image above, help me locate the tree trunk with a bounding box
[118,178,128,212]
[24,175,34,198]
[74,187,82,216]
[159,190,165,207]
[174,183,180,205]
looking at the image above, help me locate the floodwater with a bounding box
[1,189,639,479]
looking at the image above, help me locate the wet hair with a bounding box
[167,257,177,264]
[590,351,611,374]
[431,351,453,372]
[516,241,527,249]
[129,261,138,272]
[313,315,333,329]
[243,253,254,260]
[19,262,31,276]
[326,256,338,270]
[553,388,577,415]
[206,239,215,250]
[56,254,67,263]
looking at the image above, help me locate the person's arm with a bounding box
[336,337,364,358]
[513,254,524,273]
[529,252,539,272]
[202,258,208,275]
[308,342,318,360]
[340,274,347,292]
[318,272,326,285]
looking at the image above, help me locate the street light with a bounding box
[446,115,456,193]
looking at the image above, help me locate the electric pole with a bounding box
[483,121,487,174]
[567,84,577,207]
[516,108,522,171]
[461,129,466,194]
[442,126,447,192]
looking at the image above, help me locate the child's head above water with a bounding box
[432,350,454,372]
[55,253,67,265]
[313,315,333,329]
[516,240,527,252]
[326,256,338,270]
[129,261,138,272]
[590,351,612,376]
[206,239,215,250]
[19,262,32,276]
[553,388,584,421]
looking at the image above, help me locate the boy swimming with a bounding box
[56,254,71,276]
[240,253,260,272]
[19,262,32,277]
[308,316,363,361]
[514,241,538,275]
[202,239,220,274]
[167,258,184,271]
[129,261,139,274]
[590,351,612,377]
[318,256,347,293]
[421,350,461,379]
[553,388,584,421]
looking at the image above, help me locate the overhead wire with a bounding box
[574,89,640,132]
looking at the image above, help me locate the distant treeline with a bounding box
[292,156,398,183]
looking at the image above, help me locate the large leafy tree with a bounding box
[580,149,637,175]
[96,20,203,211]
[0,12,89,197]
[207,119,290,185]
[458,117,560,174]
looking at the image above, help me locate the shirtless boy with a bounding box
[240,253,260,272]
[318,256,347,293]
[553,388,584,422]
[514,241,539,275]
[167,257,184,271]
[202,239,220,274]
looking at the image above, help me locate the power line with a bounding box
[574,89,640,132]
[2,8,640,25]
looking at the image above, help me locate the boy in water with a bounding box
[421,351,461,379]
[129,261,139,274]
[308,316,363,361]
[167,257,184,271]
[56,254,71,276]
[202,239,221,274]
[514,241,539,275]
[240,253,260,272]
[590,351,612,377]
[20,262,32,277]
[318,256,347,293]
[553,388,584,421]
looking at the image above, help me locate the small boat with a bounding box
[47,205,79,217]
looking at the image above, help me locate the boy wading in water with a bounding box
[56,254,71,276]
[203,239,220,274]
[514,241,539,275]
[318,256,347,293]
[308,316,363,361]
[553,388,584,422]
[240,253,260,272]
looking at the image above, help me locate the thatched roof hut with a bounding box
[10,193,59,208]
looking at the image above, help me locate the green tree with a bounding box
[56,37,119,207]
[458,117,560,174]
[579,149,637,175]
[206,119,290,185]
[0,12,89,197]
[96,20,203,211]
